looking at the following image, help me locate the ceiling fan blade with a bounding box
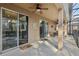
[36,4,48,10]
[40,8,48,10]
[29,4,48,10]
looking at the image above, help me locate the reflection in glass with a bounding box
[2,9,18,50]
[40,20,48,38]
[19,14,28,45]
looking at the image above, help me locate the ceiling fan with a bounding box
[29,4,48,13]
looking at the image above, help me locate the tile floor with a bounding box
[1,36,79,56]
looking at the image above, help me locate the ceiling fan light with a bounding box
[36,9,41,12]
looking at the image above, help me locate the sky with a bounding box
[72,3,79,16]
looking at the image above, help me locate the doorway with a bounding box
[40,20,48,39]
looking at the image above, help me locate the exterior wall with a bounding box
[48,21,56,36]
[28,18,40,43]
[0,4,58,44]
[0,4,41,44]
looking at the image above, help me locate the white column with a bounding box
[58,8,63,50]
[64,21,68,37]
[17,13,19,46]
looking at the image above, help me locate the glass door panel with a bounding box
[19,14,28,45]
[2,9,18,50]
[40,20,48,38]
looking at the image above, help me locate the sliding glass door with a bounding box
[19,14,28,45]
[1,8,28,51]
[2,9,18,50]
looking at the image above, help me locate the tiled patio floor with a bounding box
[1,36,79,56]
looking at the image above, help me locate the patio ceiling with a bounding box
[14,3,63,22]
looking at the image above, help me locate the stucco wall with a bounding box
[28,17,40,43]
[48,21,56,33]
[0,4,40,44]
[0,4,58,44]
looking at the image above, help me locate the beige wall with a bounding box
[0,4,40,43]
[28,17,40,43]
[48,20,56,36]
[0,4,58,44]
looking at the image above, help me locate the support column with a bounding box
[58,8,63,50]
[64,21,68,37]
